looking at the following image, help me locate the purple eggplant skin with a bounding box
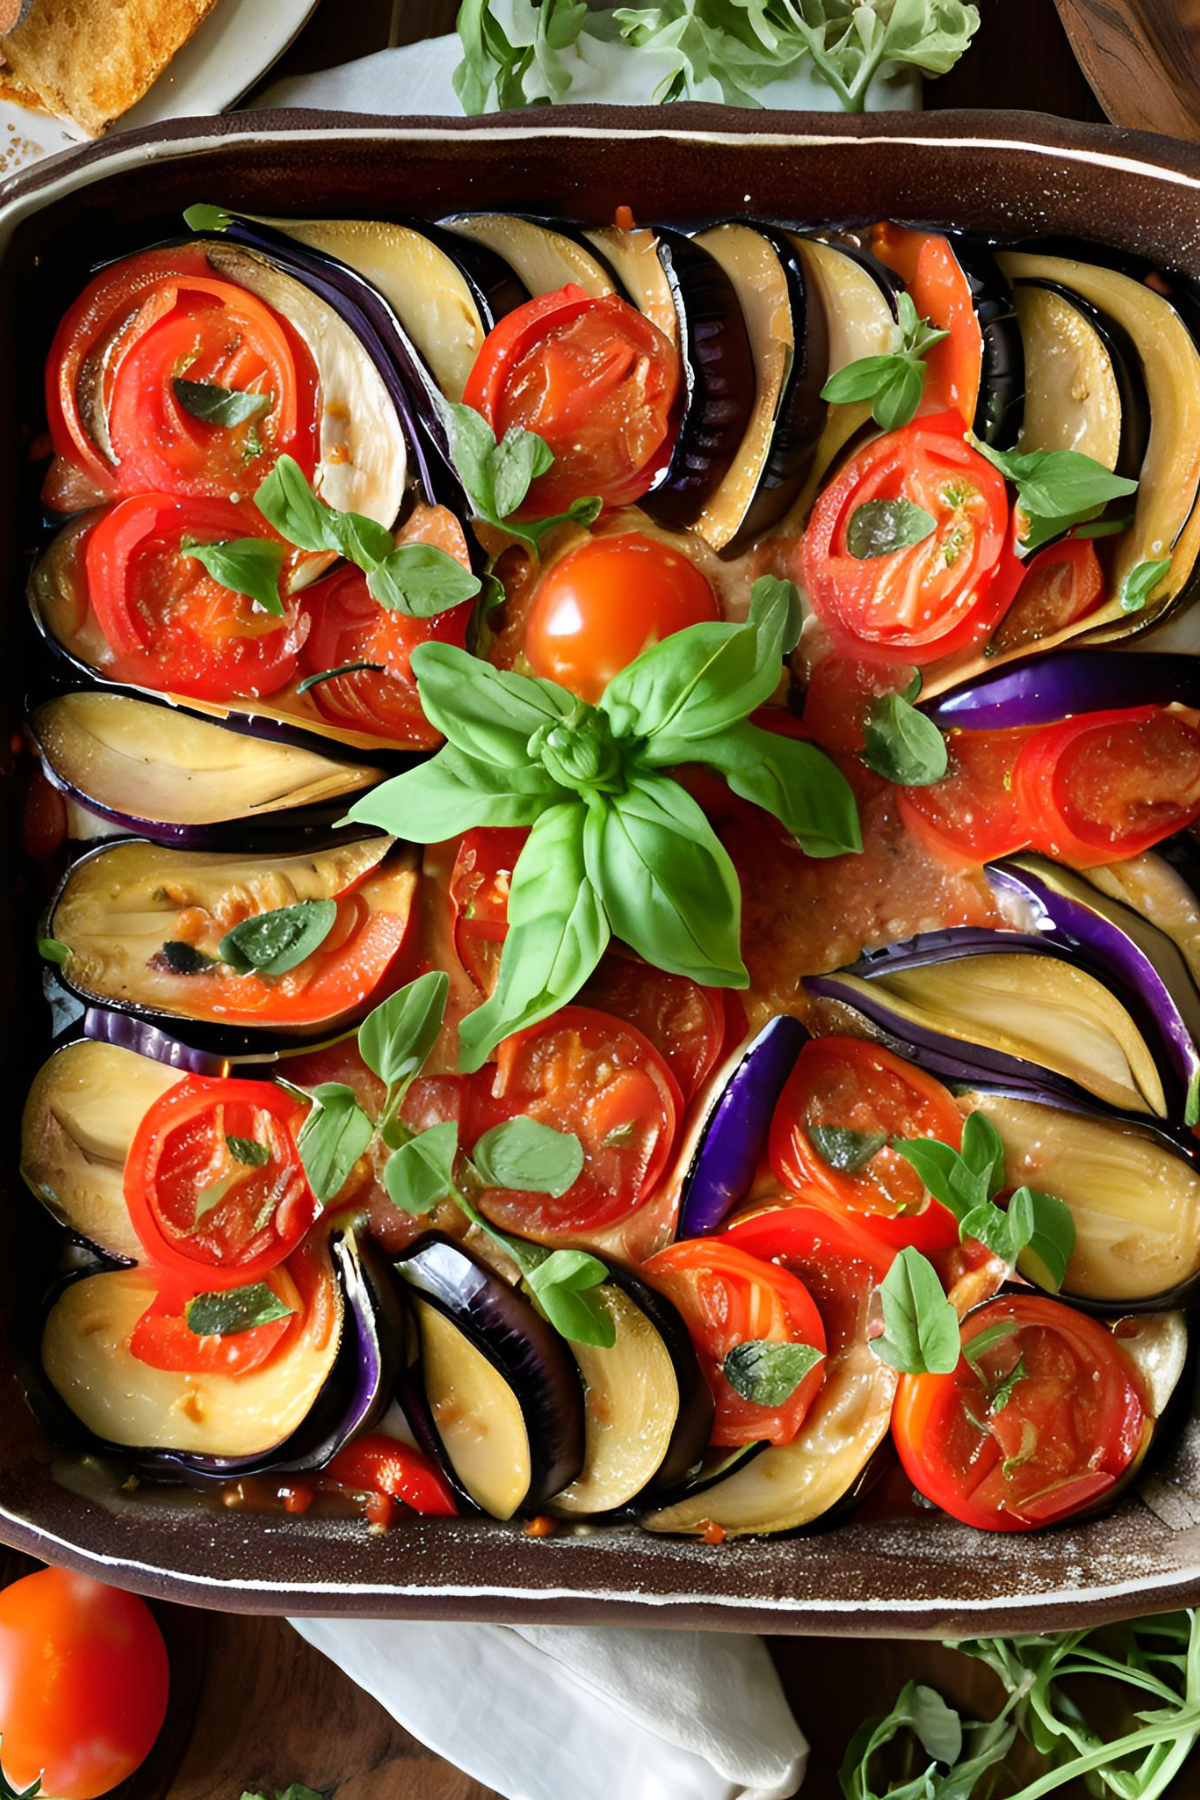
[603,1265,714,1495]
[679,1015,809,1237]
[951,234,1024,449]
[81,1007,229,1078]
[642,228,756,529]
[738,226,830,542]
[394,1232,585,1513]
[990,856,1200,1125]
[419,218,530,325]
[923,650,1200,732]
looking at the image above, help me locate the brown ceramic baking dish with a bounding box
[3,105,1200,1632]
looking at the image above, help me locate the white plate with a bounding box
[0,0,319,173]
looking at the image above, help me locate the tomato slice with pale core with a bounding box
[642,1238,827,1446]
[580,953,726,1104]
[769,1036,963,1252]
[129,1262,302,1376]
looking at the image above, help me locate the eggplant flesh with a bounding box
[21,1040,177,1263]
[49,834,415,1034]
[959,1090,1200,1307]
[40,1248,343,1459]
[441,214,617,300]
[583,223,679,346]
[1114,1309,1188,1422]
[1013,279,1149,479]
[1087,847,1200,990]
[32,693,384,835]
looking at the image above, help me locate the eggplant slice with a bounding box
[395,1233,584,1519]
[21,1040,178,1263]
[1012,279,1149,479]
[48,834,417,1040]
[960,1088,1200,1308]
[679,1014,808,1238]
[441,213,618,300]
[32,693,384,844]
[1088,837,1200,991]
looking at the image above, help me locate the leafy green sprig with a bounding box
[822,292,950,431]
[349,577,862,1070]
[295,972,615,1348]
[860,673,948,788]
[968,433,1139,555]
[436,398,601,557]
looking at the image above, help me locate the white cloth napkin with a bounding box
[289,1614,809,1799]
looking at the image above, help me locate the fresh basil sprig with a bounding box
[968,433,1139,554]
[173,378,273,427]
[185,1282,295,1337]
[860,673,948,787]
[722,1339,824,1407]
[892,1111,1075,1293]
[436,397,602,557]
[296,975,613,1348]
[219,899,337,978]
[255,454,481,619]
[350,577,860,1070]
[822,292,950,431]
[869,1245,960,1376]
[181,537,286,617]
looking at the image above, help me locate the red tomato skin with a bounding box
[327,1434,459,1516]
[898,725,1037,868]
[524,531,719,703]
[992,536,1104,652]
[0,1567,169,1799]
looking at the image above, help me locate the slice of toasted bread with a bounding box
[1,0,221,137]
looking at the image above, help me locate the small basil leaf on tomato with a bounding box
[1119,556,1172,614]
[861,691,948,787]
[37,936,70,965]
[525,1249,615,1350]
[180,536,286,617]
[1010,1185,1075,1293]
[359,971,449,1092]
[297,1081,375,1204]
[968,434,1138,554]
[367,543,481,618]
[961,1320,1018,1381]
[173,379,273,427]
[255,454,342,554]
[384,1121,459,1216]
[185,1282,295,1337]
[471,1116,584,1196]
[847,499,937,560]
[225,1135,270,1167]
[809,1124,889,1173]
[722,1339,823,1407]
[890,1136,963,1212]
[492,423,554,519]
[296,660,384,694]
[437,398,504,519]
[219,898,338,977]
[160,939,218,976]
[870,1246,960,1375]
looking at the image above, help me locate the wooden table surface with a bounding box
[120,4,1168,1796]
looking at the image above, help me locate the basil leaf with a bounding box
[255,455,337,554]
[961,1320,1019,1380]
[959,1110,1006,1196]
[184,202,233,232]
[870,1246,960,1375]
[173,379,272,427]
[410,640,572,767]
[492,424,554,518]
[525,1249,615,1349]
[384,1120,459,1216]
[969,434,1138,554]
[296,661,383,694]
[180,537,285,617]
[226,1135,270,1167]
[219,899,337,977]
[657,718,861,858]
[846,498,937,559]
[821,353,902,404]
[1011,1184,1075,1293]
[722,1339,824,1407]
[296,1081,374,1204]
[458,802,609,1073]
[890,1136,964,1214]
[861,691,948,787]
[472,1117,584,1196]
[347,741,564,840]
[367,543,481,618]
[872,359,927,433]
[438,399,505,518]
[584,773,746,987]
[359,970,449,1092]
[600,575,796,744]
[1120,556,1172,615]
[185,1282,294,1337]
[160,940,218,976]
[37,937,69,965]
[809,1125,888,1174]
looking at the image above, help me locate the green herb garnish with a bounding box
[173,379,273,427]
[185,1283,295,1337]
[722,1339,824,1407]
[861,675,949,788]
[823,293,950,430]
[180,536,286,618]
[968,434,1139,554]
[218,899,337,978]
[868,1246,960,1376]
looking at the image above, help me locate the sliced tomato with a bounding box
[85,494,305,700]
[473,1005,682,1234]
[463,284,681,516]
[797,653,918,754]
[768,1036,962,1252]
[992,536,1104,653]
[1013,705,1200,866]
[301,505,475,745]
[641,1238,826,1446]
[326,1433,459,1517]
[871,224,983,426]
[45,246,318,500]
[448,826,528,992]
[129,1263,301,1375]
[898,725,1038,867]
[580,953,725,1104]
[524,531,718,702]
[801,414,1021,666]
[892,1293,1148,1531]
[124,1075,319,1287]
